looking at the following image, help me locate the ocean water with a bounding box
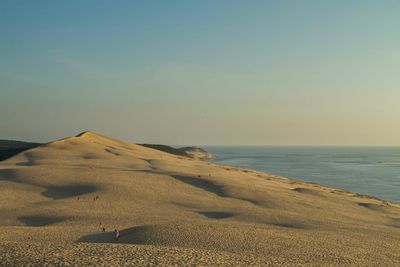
[205,146,400,204]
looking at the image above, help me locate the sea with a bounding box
[205,146,400,204]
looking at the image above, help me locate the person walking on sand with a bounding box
[115,229,120,240]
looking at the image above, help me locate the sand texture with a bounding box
[0,132,399,266]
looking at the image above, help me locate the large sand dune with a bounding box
[0,132,399,266]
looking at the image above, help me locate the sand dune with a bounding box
[0,131,399,266]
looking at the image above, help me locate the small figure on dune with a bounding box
[96,195,99,200]
[99,222,106,232]
[114,229,120,240]
[77,196,79,200]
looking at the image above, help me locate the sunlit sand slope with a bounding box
[1,131,399,266]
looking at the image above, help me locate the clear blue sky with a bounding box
[1,1,399,145]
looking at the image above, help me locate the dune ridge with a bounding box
[0,131,399,266]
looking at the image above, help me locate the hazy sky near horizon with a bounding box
[1,1,400,145]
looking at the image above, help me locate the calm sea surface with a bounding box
[205,146,400,203]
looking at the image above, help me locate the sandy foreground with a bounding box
[0,132,399,266]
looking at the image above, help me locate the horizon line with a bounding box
[2,137,400,149]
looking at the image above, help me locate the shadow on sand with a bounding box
[18,215,66,226]
[172,175,226,197]
[42,184,98,199]
[77,225,154,244]
[272,222,311,229]
[197,211,234,219]
[292,187,325,197]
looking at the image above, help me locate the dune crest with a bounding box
[0,132,399,266]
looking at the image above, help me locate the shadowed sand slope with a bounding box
[0,131,400,266]
[42,184,98,199]
[197,211,234,219]
[18,215,66,226]
[0,140,42,161]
